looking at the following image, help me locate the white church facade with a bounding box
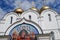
[0,6,60,40]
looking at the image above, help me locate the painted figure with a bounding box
[12,31,17,40]
[30,32,35,40]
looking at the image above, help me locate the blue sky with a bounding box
[0,0,60,19]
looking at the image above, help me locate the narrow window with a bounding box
[29,15,31,20]
[48,14,51,21]
[10,16,13,24]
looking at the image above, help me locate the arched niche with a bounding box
[40,9,58,16]
[4,12,18,19]
[0,12,19,33]
[4,18,43,35]
[3,12,18,24]
[40,9,58,29]
[20,10,39,23]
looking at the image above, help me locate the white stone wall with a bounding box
[40,9,60,40]
[0,12,18,35]
[0,9,60,40]
[20,10,39,24]
[56,15,60,40]
[56,15,60,29]
[40,9,58,29]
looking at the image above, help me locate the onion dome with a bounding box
[30,7,38,11]
[39,6,50,14]
[14,8,23,14]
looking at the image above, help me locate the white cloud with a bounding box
[14,0,21,8]
[14,0,32,10]
[4,0,15,5]
[0,8,6,19]
[37,0,43,3]
[45,0,55,4]
[21,1,32,10]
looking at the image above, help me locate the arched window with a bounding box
[10,16,13,24]
[48,14,51,21]
[29,15,31,20]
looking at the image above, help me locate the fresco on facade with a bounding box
[9,23,39,36]
[9,23,38,40]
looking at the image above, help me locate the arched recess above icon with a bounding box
[4,18,43,35]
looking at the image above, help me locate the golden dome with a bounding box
[14,8,23,14]
[31,7,38,11]
[39,6,50,14]
[43,6,50,9]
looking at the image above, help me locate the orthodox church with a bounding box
[0,6,60,40]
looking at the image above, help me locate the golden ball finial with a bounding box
[14,8,23,14]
